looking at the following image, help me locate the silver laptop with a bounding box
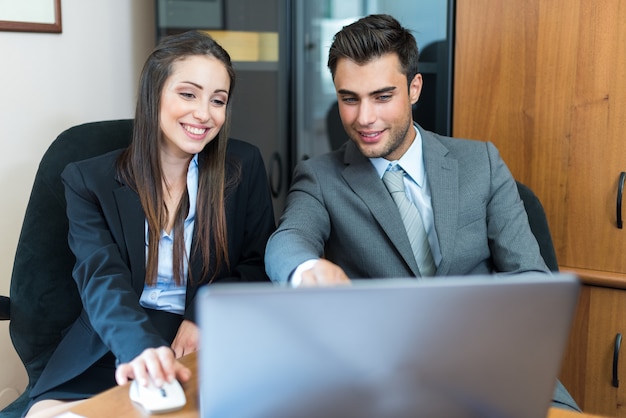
[197,273,579,418]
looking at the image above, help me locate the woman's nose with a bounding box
[193,106,210,122]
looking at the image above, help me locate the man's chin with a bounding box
[356,142,388,159]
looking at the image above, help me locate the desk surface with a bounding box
[69,351,604,418]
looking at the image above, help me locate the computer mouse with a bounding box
[129,378,187,414]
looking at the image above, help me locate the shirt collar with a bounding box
[369,125,426,187]
[186,154,199,223]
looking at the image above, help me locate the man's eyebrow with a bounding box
[371,86,396,95]
[337,86,397,96]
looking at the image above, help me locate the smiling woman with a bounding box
[0,0,62,33]
[158,55,230,163]
[22,30,276,417]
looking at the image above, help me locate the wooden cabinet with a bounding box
[453,0,626,279]
[560,283,626,416]
[453,0,626,415]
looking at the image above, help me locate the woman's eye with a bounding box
[180,92,195,99]
[212,98,227,106]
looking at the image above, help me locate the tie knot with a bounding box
[388,164,405,174]
[382,167,405,194]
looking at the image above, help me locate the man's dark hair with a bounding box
[327,14,419,87]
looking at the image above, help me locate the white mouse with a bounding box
[129,378,187,414]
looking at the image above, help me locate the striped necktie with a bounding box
[382,167,436,277]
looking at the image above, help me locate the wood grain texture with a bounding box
[453,0,626,276]
[66,350,605,418]
[70,352,198,418]
[558,285,591,410]
[583,286,626,415]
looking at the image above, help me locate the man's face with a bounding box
[333,53,422,161]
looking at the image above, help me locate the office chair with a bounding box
[516,181,559,272]
[514,183,582,411]
[325,101,349,151]
[0,296,8,321]
[0,119,133,418]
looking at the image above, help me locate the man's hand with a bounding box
[300,259,351,286]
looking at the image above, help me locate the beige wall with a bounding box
[0,0,155,409]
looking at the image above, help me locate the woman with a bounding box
[25,31,275,416]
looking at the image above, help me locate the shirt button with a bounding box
[150,291,158,301]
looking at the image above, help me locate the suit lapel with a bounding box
[342,142,420,275]
[420,128,458,276]
[114,184,202,306]
[113,186,146,294]
[186,237,204,305]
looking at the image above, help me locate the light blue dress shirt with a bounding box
[139,154,198,315]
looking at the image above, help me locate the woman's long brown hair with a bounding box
[117,31,237,286]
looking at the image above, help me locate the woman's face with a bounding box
[159,55,230,160]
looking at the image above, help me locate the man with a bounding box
[265,14,580,412]
[266,14,547,286]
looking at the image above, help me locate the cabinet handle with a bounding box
[613,333,622,387]
[617,172,626,229]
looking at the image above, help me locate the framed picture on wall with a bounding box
[0,0,62,33]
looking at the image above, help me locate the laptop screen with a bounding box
[197,274,579,418]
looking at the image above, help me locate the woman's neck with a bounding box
[161,152,193,234]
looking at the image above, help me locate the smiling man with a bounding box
[265,15,578,410]
[264,13,581,413]
[266,14,548,286]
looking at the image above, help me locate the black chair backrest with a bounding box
[0,296,9,320]
[515,181,559,271]
[5,120,133,416]
[325,101,350,151]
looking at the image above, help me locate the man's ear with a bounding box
[409,73,423,105]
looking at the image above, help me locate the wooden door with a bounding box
[453,0,626,278]
[561,285,626,416]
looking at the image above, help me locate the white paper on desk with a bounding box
[53,413,86,418]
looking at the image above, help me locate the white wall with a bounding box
[0,0,155,409]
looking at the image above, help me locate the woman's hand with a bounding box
[115,346,191,387]
[171,319,200,358]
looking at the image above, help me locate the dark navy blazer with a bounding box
[31,139,275,398]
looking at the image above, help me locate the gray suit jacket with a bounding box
[265,125,548,282]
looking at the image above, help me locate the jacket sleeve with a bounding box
[483,141,550,274]
[62,162,167,364]
[265,158,330,283]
